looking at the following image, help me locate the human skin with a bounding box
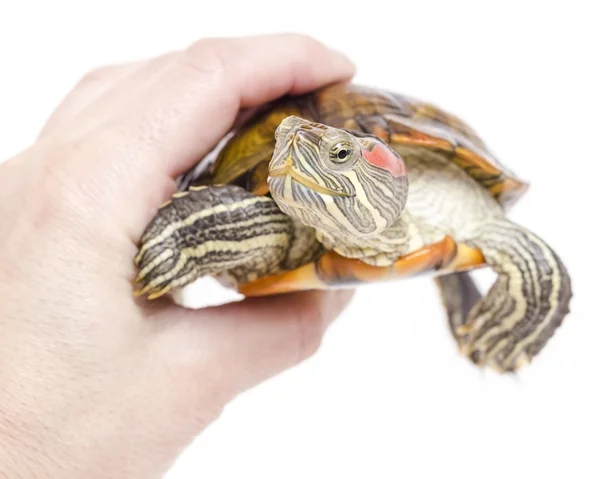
[0,34,356,478]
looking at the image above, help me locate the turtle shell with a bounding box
[201,82,528,210]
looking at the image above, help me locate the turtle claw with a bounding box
[132,246,182,299]
[145,287,174,301]
[456,326,533,373]
[455,323,473,337]
[132,281,173,300]
[133,239,205,301]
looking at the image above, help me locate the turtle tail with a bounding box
[441,218,573,372]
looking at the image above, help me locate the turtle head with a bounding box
[267,116,408,239]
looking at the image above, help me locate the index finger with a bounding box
[83,34,355,192]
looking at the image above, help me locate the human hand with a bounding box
[0,34,355,478]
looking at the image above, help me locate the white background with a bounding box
[1,1,598,478]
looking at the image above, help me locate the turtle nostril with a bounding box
[293,129,313,143]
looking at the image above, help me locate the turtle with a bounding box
[133,81,572,373]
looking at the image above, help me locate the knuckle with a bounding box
[147,50,179,71]
[180,37,229,79]
[79,64,118,84]
[281,32,324,56]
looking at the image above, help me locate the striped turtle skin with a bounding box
[133,81,572,373]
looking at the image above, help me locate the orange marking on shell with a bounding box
[247,160,271,196]
[362,144,407,177]
[370,125,390,142]
[237,261,324,296]
[390,133,455,152]
[455,146,501,175]
[237,237,486,297]
[490,177,530,209]
[445,244,485,271]
[250,182,270,196]
[392,235,458,274]
[490,177,529,195]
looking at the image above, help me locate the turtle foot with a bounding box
[132,184,296,300]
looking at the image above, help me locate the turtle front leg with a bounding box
[133,184,315,300]
[453,218,573,372]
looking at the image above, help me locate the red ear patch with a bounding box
[362,144,407,177]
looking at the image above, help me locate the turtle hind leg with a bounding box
[456,218,573,372]
[133,184,299,300]
[435,271,482,344]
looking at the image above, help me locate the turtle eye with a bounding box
[330,142,353,163]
